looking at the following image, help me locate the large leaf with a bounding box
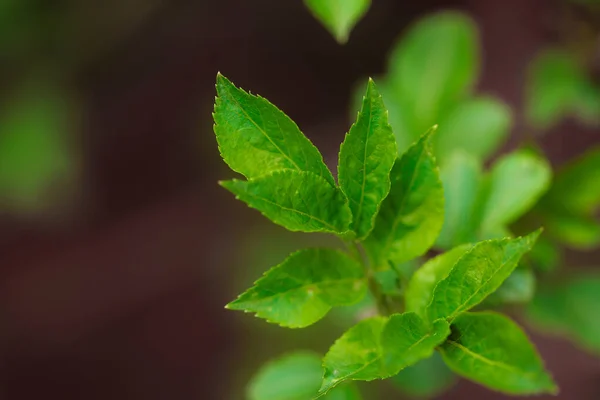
[338,79,397,239]
[248,352,362,400]
[391,352,457,398]
[427,230,540,322]
[365,130,444,269]
[304,0,371,43]
[479,150,551,235]
[434,96,511,164]
[405,244,472,318]
[386,11,479,136]
[436,151,483,249]
[440,312,557,395]
[318,313,450,396]
[220,170,352,234]
[527,274,600,354]
[226,248,366,328]
[214,74,333,184]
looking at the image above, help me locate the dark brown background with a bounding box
[0,0,599,399]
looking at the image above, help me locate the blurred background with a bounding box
[0,0,599,399]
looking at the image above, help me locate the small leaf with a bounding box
[440,312,557,395]
[338,79,397,239]
[434,96,511,164]
[248,351,363,400]
[386,11,479,135]
[543,212,600,249]
[479,150,551,234]
[304,0,371,44]
[427,230,540,322]
[214,74,333,184]
[527,274,600,354]
[391,352,457,398]
[318,313,450,395]
[227,248,366,328]
[221,170,352,234]
[405,244,472,318]
[365,129,445,269]
[436,151,483,249]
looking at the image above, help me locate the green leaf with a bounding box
[427,230,540,321]
[226,248,366,328]
[543,147,600,215]
[436,151,483,249]
[543,212,600,249]
[220,170,352,234]
[526,49,599,130]
[405,244,472,318]
[527,274,600,354]
[391,352,456,398]
[338,79,397,239]
[248,351,363,400]
[386,11,478,135]
[365,129,445,269]
[0,81,76,214]
[434,96,511,164]
[479,150,551,235]
[304,0,371,44]
[318,313,450,396]
[440,312,557,395]
[214,74,333,184]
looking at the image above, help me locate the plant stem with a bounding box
[345,241,391,316]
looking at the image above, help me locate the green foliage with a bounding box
[226,249,367,328]
[248,352,362,400]
[390,352,457,398]
[318,313,450,396]
[0,81,76,214]
[304,0,371,43]
[440,312,557,395]
[213,75,553,398]
[526,49,600,130]
[527,275,600,354]
[338,79,397,239]
[364,128,444,268]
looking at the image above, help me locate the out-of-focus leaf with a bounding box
[434,97,512,165]
[527,235,561,272]
[304,0,371,43]
[391,352,456,398]
[526,49,600,129]
[483,268,536,306]
[440,312,557,395]
[436,151,483,248]
[527,274,600,355]
[386,11,479,138]
[0,82,76,214]
[248,351,362,400]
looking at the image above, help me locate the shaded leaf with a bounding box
[427,230,540,321]
[318,313,450,395]
[483,268,536,306]
[440,312,557,395]
[214,74,333,184]
[338,79,397,239]
[365,129,444,269]
[391,352,456,398]
[304,0,371,44]
[227,248,366,328]
[220,170,352,234]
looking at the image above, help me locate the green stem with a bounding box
[345,240,391,316]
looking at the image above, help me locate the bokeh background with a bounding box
[0,1,598,399]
